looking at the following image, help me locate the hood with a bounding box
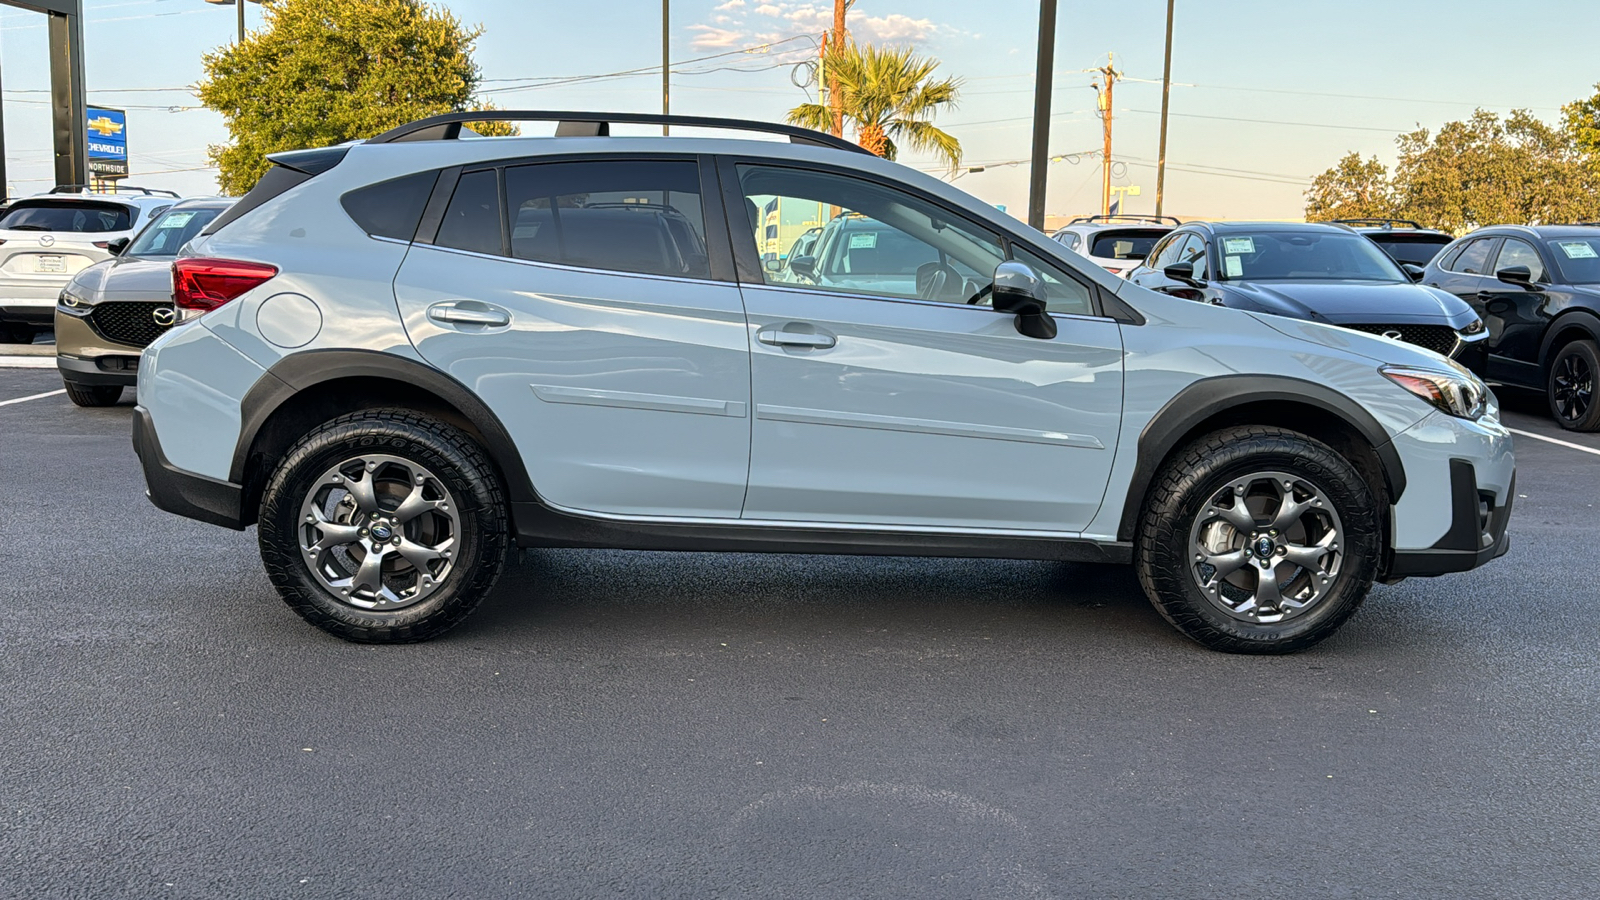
[68,255,175,303]
[1219,279,1474,326]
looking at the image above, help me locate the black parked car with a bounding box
[1332,218,1455,267]
[1125,222,1487,366]
[1421,224,1600,430]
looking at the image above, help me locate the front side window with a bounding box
[1148,232,1188,270]
[1175,235,1209,280]
[1493,238,1546,282]
[1009,246,1095,316]
[505,159,708,279]
[124,206,224,258]
[1447,238,1497,275]
[736,164,1006,305]
[1214,231,1406,282]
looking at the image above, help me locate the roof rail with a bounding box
[1066,214,1181,226]
[1328,217,1427,230]
[366,110,871,155]
[47,184,181,198]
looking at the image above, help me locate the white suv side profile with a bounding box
[0,185,181,344]
[132,112,1514,653]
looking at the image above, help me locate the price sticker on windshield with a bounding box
[848,232,878,249]
[1222,237,1256,255]
[1557,241,1597,259]
[157,212,197,229]
[1224,256,1244,278]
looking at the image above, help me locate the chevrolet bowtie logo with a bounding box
[87,116,124,137]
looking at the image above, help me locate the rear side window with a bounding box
[0,201,132,233]
[341,171,437,240]
[434,170,504,256]
[504,160,709,279]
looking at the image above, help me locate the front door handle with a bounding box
[427,300,510,328]
[1475,291,1496,301]
[757,324,837,349]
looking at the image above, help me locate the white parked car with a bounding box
[0,185,181,344]
[1051,214,1179,278]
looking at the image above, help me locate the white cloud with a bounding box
[762,4,939,44]
[714,0,746,9]
[713,14,735,24]
[754,3,785,15]
[688,25,746,48]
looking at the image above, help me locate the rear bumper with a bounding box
[1386,461,1513,578]
[132,405,245,530]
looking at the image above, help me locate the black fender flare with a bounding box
[231,348,538,510]
[1537,308,1600,371]
[1115,374,1407,542]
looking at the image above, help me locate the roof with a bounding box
[1471,224,1600,239]
[1185,221,1358,235]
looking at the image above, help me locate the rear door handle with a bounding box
[757,324,836,349]
[427,301,510,328]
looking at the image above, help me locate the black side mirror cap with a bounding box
[106,237,130,256]
[1495,265,1542,290]
[787,255,817,280]
[1401,263,1426,282]
[991,261,1057,340]
[1163,260,1205,287]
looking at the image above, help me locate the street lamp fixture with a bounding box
[203,0,261,45]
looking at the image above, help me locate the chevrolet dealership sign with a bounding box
[87,106,128,178]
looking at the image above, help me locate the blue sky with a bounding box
[3,0,1597,219]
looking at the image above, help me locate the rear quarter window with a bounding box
[340,170,438,240]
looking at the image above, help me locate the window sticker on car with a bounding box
[1224,256,1243,278]
[157,212,197,229]
[1556,241,1598,259]
[1222,237,1255,255]
[848,232,878,249]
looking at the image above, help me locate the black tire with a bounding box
[63,381,122,407]
[258,409,509,643]
[1,324,35,345]
[1135,425,1380,654]
[1546,339,1600,432]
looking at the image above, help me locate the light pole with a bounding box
[1155,0,1175,217]
[1026,0,1056,232]
[203,0,259,45]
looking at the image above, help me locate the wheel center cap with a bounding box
[370,523,393,541]
[1254,536,1275,558]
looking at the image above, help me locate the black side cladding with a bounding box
[200,145,353,237]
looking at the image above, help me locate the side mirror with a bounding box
[787,255,817,281]
[1495,265,1542,291]
[991,261,1057,340]
[1163,260,1204,287]
[763,258,784,273]
[1401,263,1426,282]
[106,237,130,257]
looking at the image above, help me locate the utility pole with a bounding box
[1094,54,1120,216]
[662,0,670,134]
[236,0,243,43]
[1155,0,1174,217]
[1027,0,1056,231]
[829,0,847,137]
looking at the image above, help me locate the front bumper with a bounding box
[132,405,246,531]
[1387,461,1513,578]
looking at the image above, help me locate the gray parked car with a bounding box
[132,112,1514,653]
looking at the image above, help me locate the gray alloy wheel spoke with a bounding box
[1282,534,1334,570]
[297,454,462,612]
[1212,497,1258,533]
[1253,564,1285,610]
[1204,549,1248,580]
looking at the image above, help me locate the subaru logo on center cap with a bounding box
[370,524,393,541]
[152,307,177,326]
[39,235,55,247]
[1254,536,1275,558]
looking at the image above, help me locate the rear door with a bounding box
[1476,237,1556,382]
[393,155,753,519]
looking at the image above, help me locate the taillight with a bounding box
[172,258,278,316]
[1102,266,1125,275]
[93,241,110,249]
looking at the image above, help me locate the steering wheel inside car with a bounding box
[965,283,994,305]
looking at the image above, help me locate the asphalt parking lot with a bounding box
[2,362,1597,899]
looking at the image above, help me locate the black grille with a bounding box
[87,302,174,348]
[1342,323,1458,356]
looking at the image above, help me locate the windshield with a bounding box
[1367,234,1451,267]
[125,207,222,257]
[1217,231,1407,282]
[1547,236,1600,284]
[0,200,133,233]
[1089,228,1169,261]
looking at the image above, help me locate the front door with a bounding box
[725,161,1124,533]
[394,157,752,518]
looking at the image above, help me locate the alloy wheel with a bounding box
[1187,470,1345,624]
[1552,351,1594,423]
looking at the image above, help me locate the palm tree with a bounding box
[789,42,963,171]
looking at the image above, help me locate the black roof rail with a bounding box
[1066,214,1181,226]
[1328,217,1428,230]
[366,110,871,155]
[47,184,181,198]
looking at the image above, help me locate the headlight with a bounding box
[1460,318,1486,335]
[1381,365,1487,419]
[57,290,91,315]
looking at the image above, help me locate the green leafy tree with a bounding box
[1562,82,1600,159]
[198,0,513,195]
[1305,152,1395,221]
[789,42,962,170]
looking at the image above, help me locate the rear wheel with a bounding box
[1547,339,1599,431]
[258,409,509,643]
[63,381,122,407]
[1136,426,1380,654]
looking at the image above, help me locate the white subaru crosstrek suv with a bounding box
[132,112,1514,653]
[0,185,181,344]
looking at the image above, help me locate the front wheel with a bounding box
[257,409,509,643]
[1135,426,1380,654]
[1547,339,1599,431]
[63,381,122,407]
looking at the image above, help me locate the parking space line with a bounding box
[0,356,57,368]
[0,389,65,408]
[1508,427,1600,458]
